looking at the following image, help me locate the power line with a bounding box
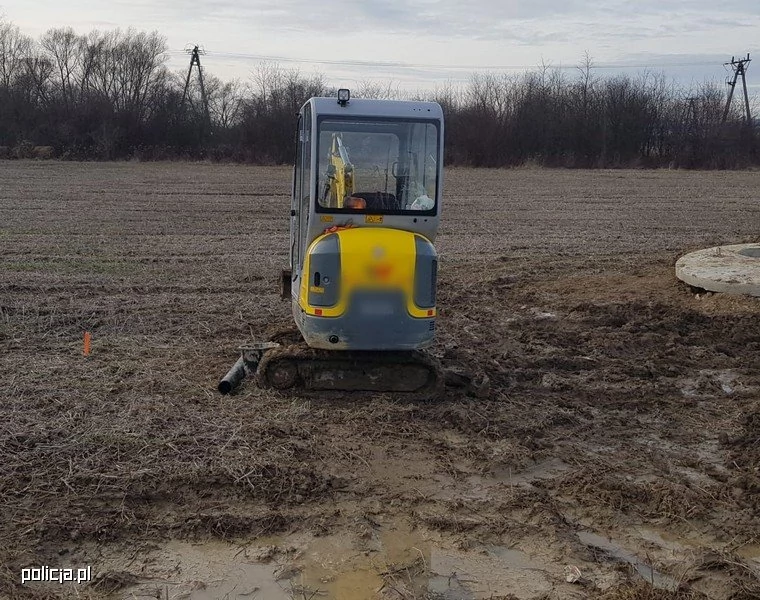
[169,49,723,72]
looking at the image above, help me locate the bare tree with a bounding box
[21,54,54,106]
[40,27,83,111]
[77,31,106,103]
[0,20,31,89]
[355,79,401,100]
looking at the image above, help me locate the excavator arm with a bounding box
[321,134,354,208]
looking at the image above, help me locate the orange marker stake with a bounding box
[83,331,91,356]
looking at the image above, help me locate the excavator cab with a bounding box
[287,91,444,352]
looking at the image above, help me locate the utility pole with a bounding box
[686,96,699,135]
[181,45,211,131]
[722,53,752,125]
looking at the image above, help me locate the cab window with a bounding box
[316,119,438,214]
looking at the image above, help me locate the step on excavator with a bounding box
[219,89,466,398]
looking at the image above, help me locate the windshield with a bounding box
[316,119,439,214]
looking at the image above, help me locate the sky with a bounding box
[1,0,759,97]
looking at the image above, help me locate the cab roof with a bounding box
[308,97,443,120]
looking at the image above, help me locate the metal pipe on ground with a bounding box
[218,356,247,395]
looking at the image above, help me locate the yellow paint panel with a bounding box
[299,228,435,319]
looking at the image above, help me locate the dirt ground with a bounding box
[1,162,759,600]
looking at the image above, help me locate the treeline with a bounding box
[439,65,757,168]
[0,20,756,167]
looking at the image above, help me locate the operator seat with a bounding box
[352,192,400,211]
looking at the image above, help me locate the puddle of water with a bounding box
[636,526,692,553]
[108,519,553,600]
[274,521,551,599]
[378,520,430,566]
[491,457,570,486]
[735,544,760,577]
[437,458,570,502]
[298,564,384,599]
[294,534,384,599]
[117,539,291,600]
[578,530,679,591]
[428,573,477,600]
[429,544,551,600]
[290,519,440,598]
[736,544,760,561]
[484,544,541,568]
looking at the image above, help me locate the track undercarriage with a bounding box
[258,343,444,397]
[219,329,449,399]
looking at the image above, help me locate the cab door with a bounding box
[280,104,310,299]
[298,105,313,271]
[291,113,303,273]
[289,104,312,298]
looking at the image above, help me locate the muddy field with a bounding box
[1,162,759,599]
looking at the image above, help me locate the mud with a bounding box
[1,163,760,599]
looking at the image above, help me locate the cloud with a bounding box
[205,0,595,39]
[186,0,760,55]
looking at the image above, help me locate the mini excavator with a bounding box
[219,89,446,397]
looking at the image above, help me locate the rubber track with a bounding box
[255,342,445,400]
